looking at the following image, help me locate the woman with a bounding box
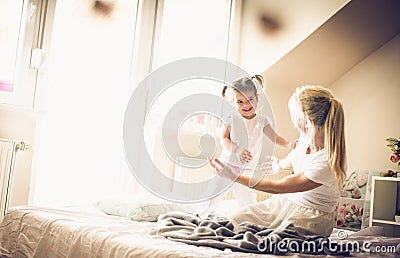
[209,85,346,236]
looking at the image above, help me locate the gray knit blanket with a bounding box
[150,211,350,255]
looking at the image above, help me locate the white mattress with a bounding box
[0,205,398,258]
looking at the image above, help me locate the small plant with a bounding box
[386,137,400,174]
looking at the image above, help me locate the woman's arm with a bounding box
[246,172,321,194]
[210,158,321,194]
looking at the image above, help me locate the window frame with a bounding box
[0,0,53,108]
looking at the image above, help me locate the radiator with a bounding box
[173,156,292,202]
[0,139,30,220]
[173,157,214,184]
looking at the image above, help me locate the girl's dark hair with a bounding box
[222,75,264,99]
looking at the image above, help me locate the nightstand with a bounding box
[369,176,400,237]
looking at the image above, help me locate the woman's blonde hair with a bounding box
[289,86,347,188]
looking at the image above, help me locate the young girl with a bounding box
[210,85,347,237]
[202,75,296,216]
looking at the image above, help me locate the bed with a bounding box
[1,201,399,258]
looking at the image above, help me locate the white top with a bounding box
[284,134,339,213]
[219,113,270,170]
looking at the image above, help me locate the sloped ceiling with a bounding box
[262,0,400,89]
[238,0,350,74]
[260,0,400,158]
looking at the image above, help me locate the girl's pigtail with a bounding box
[222,85,228,98]
[253,74,264,89]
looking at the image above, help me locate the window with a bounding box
[0,0,49,107]
[0,1,23,93]
[146,0,236,134]
[141,0,241,182]
[151,0,233,70]
[32,0,140,205]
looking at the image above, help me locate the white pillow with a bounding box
[96,195,195,222]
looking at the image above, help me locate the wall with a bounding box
[0,106,36,206]
[331,33,400,172]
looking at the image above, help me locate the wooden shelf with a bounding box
[373,177,400,182]
[372,219,400,226]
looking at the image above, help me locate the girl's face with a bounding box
[233,90,258,119]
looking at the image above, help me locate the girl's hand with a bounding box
[237,147,252,163]
[208,158,237,181]
[288,139,298,149]
[264,157,281,175]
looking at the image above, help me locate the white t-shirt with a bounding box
[219,113,270,171]
[284,135,339,213]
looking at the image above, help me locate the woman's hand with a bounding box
[288,139,298,149]
[264,157,282,175]
[208,158,237,181]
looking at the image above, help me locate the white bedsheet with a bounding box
[0,205,398,258]
[0,205,275,258]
